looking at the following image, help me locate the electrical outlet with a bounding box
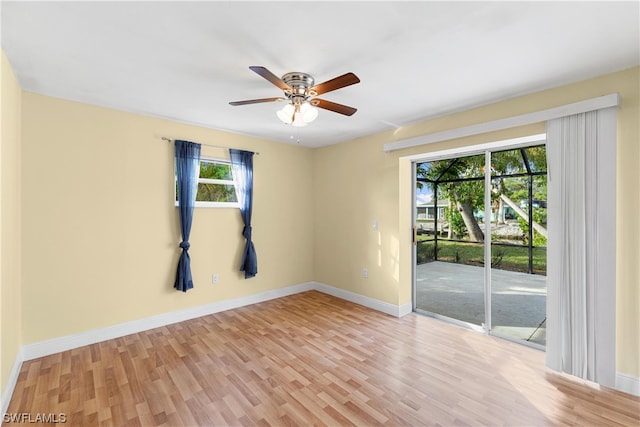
[363,268,368,278]
[212,273,219,284]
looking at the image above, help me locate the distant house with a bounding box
[416,199,449,221]
[520,199,548,209]
[416,199,450,235]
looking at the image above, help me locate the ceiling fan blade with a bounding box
[311,72,360,95]
[314,98,358,116]
[249,66,292,91]
[229,97,285,106]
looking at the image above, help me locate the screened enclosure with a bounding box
[414,144,547,346]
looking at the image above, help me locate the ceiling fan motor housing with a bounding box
[282,72,317,98]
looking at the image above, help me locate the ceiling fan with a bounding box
[229,66,360,127]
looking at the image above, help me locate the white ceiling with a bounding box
[2,1,639,148]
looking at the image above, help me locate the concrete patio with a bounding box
[415,261,547,345]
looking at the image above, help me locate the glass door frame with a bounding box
[411,135,547,349]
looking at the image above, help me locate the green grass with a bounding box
[417,238,546,275]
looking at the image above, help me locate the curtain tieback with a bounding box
[179,241,191,250]
[243,226,252,241]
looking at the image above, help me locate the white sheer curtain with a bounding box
[545,107,617,388]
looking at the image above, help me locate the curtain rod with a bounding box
[162,137,259,155]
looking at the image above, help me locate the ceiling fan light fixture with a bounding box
[277,101,318,126]
[276,103,295,124]
[291,113,308,127]
[300,102,319,123]
[291,104,307,127]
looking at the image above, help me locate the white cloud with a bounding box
[416,193,432,205]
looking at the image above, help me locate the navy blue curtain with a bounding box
[229,149,257,278]
[174,140,201,292]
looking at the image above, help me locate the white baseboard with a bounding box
[22,281,316,361]
[1,347,24,417]
[21,282,407,362]
[312,282,411,317]
[616,371,640,397]
[3,281,407,412]
[398,301,413,317]
[22,282,404,360]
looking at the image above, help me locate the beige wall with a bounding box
[20,93,315,344]
[314,67,639,377]
[1,51,23,394]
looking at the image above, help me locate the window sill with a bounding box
[175,202,240,209]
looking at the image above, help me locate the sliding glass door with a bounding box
[414,154,486,329]
[413,143,547,347]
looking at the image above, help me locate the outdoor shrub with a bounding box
[518,207,548,247]
[416,241,435,264]
[491,249,505,268]
[445,207,467,239]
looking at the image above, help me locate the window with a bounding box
[175,157,239,208]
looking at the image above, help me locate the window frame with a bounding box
[175,156,240,209]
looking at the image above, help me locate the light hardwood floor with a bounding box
[5,291,639,426]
